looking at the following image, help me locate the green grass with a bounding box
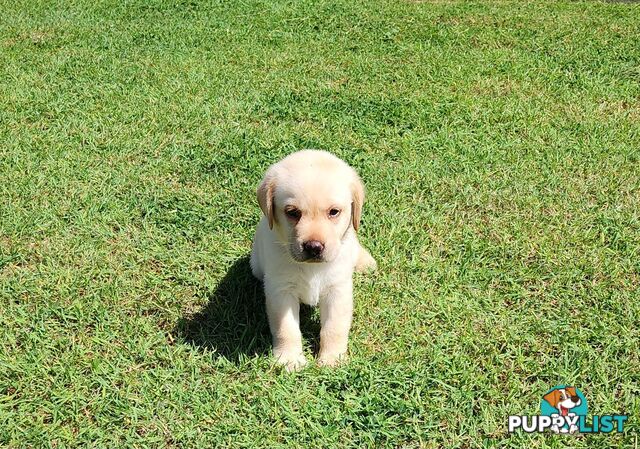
[1,0,639,447]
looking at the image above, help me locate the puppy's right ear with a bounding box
[257,174,276,229]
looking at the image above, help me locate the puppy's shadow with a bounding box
[174,255,320,363]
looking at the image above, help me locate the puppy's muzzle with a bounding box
[302,240,324,260]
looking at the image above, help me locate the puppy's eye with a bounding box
[328,208,341,218]
[285,208,301,220]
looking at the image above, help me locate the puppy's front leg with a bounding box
[318,283,353,367]
[265,288,307,372]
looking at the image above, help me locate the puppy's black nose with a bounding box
[571,396,580,403]
[303,240,324,257]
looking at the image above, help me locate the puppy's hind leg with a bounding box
[355,245,376,273]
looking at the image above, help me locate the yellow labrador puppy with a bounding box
[250,150,376,371]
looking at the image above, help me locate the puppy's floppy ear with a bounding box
[565,387,577,397]
[350,169,365,232]
[543,389,561,408]
[257,173,276,229]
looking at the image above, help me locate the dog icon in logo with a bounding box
[542,386,582,434]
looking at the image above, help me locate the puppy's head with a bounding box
[257,150,365,263]
[543,387,581,415]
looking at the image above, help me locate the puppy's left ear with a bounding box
[351,170,365,232]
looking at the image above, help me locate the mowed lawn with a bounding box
[1,0,639,447]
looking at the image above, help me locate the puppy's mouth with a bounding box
[558,402,578,416]
[559,405,570,416]
[290,252,326,263]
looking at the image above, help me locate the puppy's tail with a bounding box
[355,245,377,273]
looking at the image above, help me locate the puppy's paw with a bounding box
[317,352,348,367]
[274,350,308,372]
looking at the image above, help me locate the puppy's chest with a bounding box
[296,272,328,307]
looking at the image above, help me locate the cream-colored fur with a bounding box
[250,150,376,371]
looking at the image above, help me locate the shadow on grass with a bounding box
[174,255,321,363]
